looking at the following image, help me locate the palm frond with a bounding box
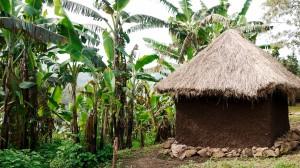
[159,0,178,14]
[82,24,105,34]
[127,24,166,33]
[192,0,208,21]
[62,0,107,21]
[199,14,230,27]
[237,24,273,33]
[206,2,230,16]
[238,0,252,17]
[192,9,206,21]
[143,38,179,60]
[125,15,168,33]
[179,0,193,19]
[78,30,101,47]
[0,17,67,44]
[234,0,252,23]
[124,14,168,25]
[199,0,208,10]
[179,33,193,63]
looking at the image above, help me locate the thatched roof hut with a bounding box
[156,29,300,99]
[156,29,300,148]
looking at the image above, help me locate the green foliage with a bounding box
[0,0,11,13]
[36,139,64,164]
[61,0,106,21]
[0,139,112,168]
[280,53,300,75]
[0,149,47,168]
[159,0,178,14]
[113,0,130,11]
[103,68,115,92]
[135,54,159,71]
[49,141,98,168]
[96,145,113,163]
[179,0,192,19]
[102,30,115,63]
[19,81,36,89]
[136,72,159,82]
[132,131,156,148]
[0,17,67,45]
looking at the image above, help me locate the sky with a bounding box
[54,0,293,62]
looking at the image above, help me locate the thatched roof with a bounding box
[155,29,300,99]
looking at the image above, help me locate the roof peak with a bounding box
[155,29,300,98]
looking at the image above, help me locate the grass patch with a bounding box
[118,144,161,160]
[180,157,300,168]
[289,104,300,113]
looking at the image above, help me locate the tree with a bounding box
[142,0,272,64]
[60,0,164,149]
[0,0,66,149]
[281,53,300,75]
[264,0,300,55]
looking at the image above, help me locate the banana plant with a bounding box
[54,0,107,144]
[60,0,163,149]
[143,0,272,64]
[0,0,67,149]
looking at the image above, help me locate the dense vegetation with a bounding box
[0,0,299,167]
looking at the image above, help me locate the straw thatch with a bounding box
[156,29,300,99]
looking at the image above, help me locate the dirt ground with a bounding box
[118,145,208,168]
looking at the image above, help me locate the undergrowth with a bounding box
[0,139,112,168]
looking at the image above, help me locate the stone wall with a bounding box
[160,129,300,159]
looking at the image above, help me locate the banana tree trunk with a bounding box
[86,87,98,153]
[140,128,144,148]
[71,83,80,143]
[27,72,38,149]
[21,49,38,149]
[155,116,172,143]
[126,90,134,148]
[100,105,109,149]
[113,39,127,149]
[0,90,11,149]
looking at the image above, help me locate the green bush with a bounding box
[97,145,113,163]
[36,139,63,165]
[0,139,112,168]
[49,141,98,168]
[0,149,47,168]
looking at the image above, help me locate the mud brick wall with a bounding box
[175,91,289,148]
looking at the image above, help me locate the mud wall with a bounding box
[175,92,289,148]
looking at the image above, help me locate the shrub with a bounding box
[49,141,98,168]
[97,145,113,163]
[0,149,47,168]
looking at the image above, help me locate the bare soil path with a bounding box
[118,145,208,168]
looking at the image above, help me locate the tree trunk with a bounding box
[112,137,118,168]
[140,129,144,148]
[86,88,98,153]
[100,106,108,149]
[126,95,134,148]
[28,69,38,149]
[21,49,38,149]
[71,83,80,143]
[113,19,127,149]
[115,85,126,149]
[0,92,11,149]
[85,113,97,153]
[155,116,172,143]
